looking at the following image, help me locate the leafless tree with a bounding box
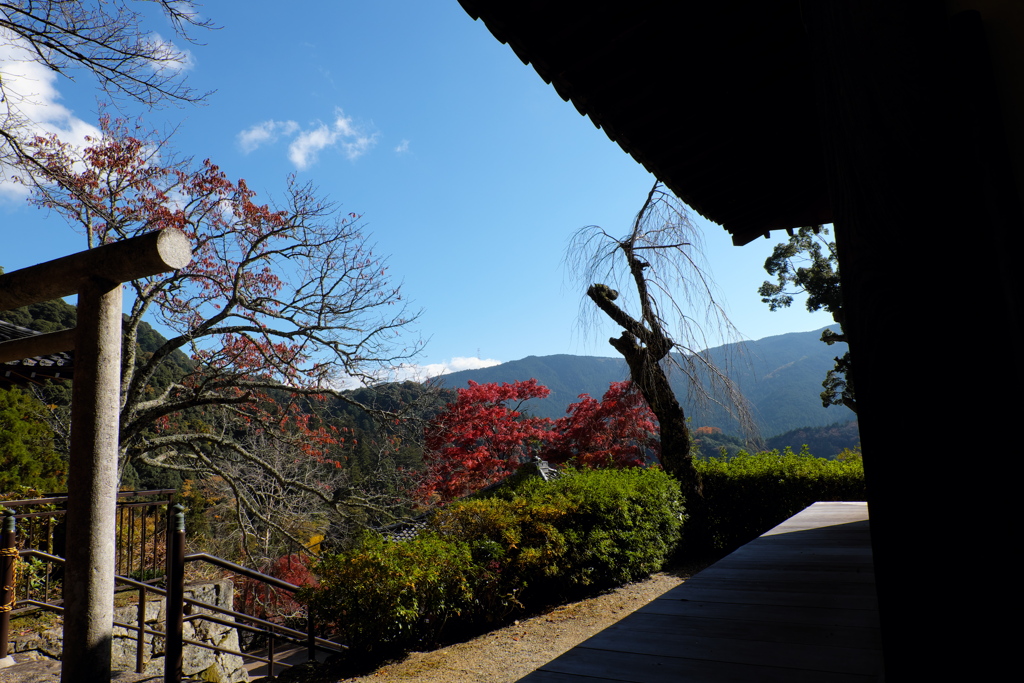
[180,408,419,565]
[567,183,756,543]
[0,0,213,168]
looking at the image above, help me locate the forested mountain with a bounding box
[434,327,857,437]
[764,421,861,458]
[4,298,858,463]
[0,298,195,382]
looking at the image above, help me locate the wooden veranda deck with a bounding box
[518,502,882,682]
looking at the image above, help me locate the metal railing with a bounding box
[0,505,346,682]
[0,489,175,609]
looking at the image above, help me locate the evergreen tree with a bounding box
[0,386,65,493]
[759,226,856,413]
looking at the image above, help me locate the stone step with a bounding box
[243,643,333,679]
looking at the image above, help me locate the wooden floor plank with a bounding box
[516,503,883,683]
[538,646,877,683]
[599,613,881,650]
[637,599,879,628]
[579,630,880,675]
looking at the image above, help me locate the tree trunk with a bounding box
[587,286,709,550]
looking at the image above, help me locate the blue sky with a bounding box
[0,2,834,379]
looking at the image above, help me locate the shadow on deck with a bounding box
[517,502,882,682]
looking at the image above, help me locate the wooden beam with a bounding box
[0,328,75,363]
[0,229,191,312]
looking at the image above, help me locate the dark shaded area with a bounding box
[458,2,1021,678]
[457,0,830,244]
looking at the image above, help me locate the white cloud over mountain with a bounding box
[413,356,502,378]
[331,356,502,390]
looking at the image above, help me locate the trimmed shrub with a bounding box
[494,467,684,589]
[301,533,475,653]
[303,467,683,657]
[430,495,570,618]
[696,447,866,551]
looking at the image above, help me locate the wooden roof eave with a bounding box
[458,0,834,244]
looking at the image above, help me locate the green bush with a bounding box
[301,532,475,653]
[303,467,683,657]
[696,446,866,551]
[494,467,683,589]
[430,496,570,618]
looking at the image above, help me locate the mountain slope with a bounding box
[434,328,854,436]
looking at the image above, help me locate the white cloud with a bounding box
[330,356,503,390]
[145,33,194,73]
[289,123,335,170]
[237,120,299,153]
[240,108,378,170]
[397,356,503,382]
[0,30,101,200]
[394,139,410,154]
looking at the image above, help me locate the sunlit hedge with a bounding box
[301,452,865,659]
[301,532,475,653]
[696,446,866,551]
[301,467,682,655]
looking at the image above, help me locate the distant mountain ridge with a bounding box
[433,328,855,437]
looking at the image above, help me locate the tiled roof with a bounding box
[0,320,73,388]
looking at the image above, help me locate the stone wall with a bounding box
[9,580,248,682]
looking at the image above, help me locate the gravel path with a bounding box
[334,564,703,683]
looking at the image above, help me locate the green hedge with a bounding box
[301,532,475,653]
[301,467,682,655]
[696,447,866,551]
[488,467,683,589]
[301,454,864,658]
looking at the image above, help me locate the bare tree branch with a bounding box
[19,115,425,560]
[1,1,214,173]
[567,182,758,549]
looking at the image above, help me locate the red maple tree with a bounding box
[420,379,554,503]
[419,379,659,503]
[548,381,659,469]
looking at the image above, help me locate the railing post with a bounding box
[164,504,185,683]
[0,510,17,663]
[268,633,275,679]
[136,585,147,674]
[307,611,316,663]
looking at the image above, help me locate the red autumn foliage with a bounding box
[420,379,553,503]
[548,381,660,469]
[237,553,318,620]
[418,379,659,503]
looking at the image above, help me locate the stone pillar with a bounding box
[62,276,123,683]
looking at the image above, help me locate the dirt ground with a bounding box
[331,563,703,683]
